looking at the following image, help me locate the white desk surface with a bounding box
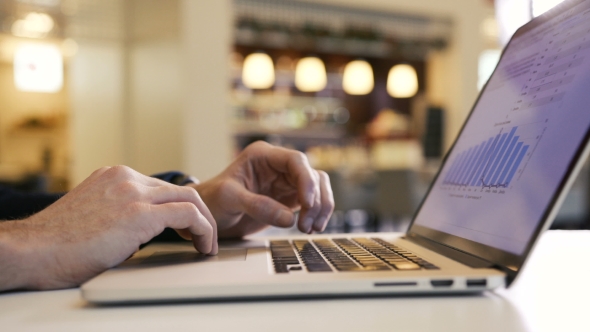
[1,230,589,332]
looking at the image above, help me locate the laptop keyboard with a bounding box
[270,238,439,273]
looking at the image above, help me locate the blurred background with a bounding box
[0,0,587,234]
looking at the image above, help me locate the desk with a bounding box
[1,230,589,332]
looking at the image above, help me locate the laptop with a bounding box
[82,0,590,303]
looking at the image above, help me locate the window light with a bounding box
[14,43,63,93]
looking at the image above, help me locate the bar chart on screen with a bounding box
[442,122,546,192]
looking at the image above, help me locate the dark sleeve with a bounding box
[151,171,198,186]
[0,186,64,220]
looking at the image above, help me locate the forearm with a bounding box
[0,220,34,291]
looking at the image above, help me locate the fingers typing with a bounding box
[148,202,214,254]
[237,183,295,228]
[313,171,335,232]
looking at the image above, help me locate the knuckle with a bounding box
[248,140,270,151]
[327,196,335,208]
[307,202,321,215]
[292,151,308,164]
[243,141,271,159]
[179,201,200,218]
[323,200,335,214]
[115,180,143,199]
[108,165,135,180]
[216,180,235,198]
[92,166,110,176]
[181,185,200,200]
[125,201,149,218]
[182,203,213,232]
[184,201,198,213]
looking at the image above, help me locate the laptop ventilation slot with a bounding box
[466,279,487,287]
[430,279,454,287]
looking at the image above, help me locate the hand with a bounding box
[190,141,334,238]
[0,166,217,291]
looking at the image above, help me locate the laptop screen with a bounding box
[410,0,590,260]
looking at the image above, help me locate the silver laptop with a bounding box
[82,0,590,304]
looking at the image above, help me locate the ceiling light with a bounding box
[242,53,275,89]
[342,60,374,95]
[387,64,418,98]
[295,57,327,92]
[11,12,55,38]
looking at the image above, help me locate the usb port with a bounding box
[466,279,487,287]
[430,279,454,287]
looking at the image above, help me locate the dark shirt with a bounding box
[0,187,63,220]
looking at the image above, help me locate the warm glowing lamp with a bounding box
[295,57,327,92]
[387,64,418,98]
[242,53,275,89]
[342,60,374,95]
[14,43,63,93]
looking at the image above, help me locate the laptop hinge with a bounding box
[406,235,495,269]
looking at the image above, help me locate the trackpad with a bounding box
[119,248,247,268]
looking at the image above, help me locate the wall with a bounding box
[126,0,183,175]
[68,0,233,185]
[304,0,493,149]
[180,0,233,181]
[0,38,69,182]
[69,40,125,184]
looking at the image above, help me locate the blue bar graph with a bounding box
[498,142,524,185]
[505,145,529,185]
[445,152,465,183]
[443,126,531,188]
[483,127,517,185]
[489,136,519,185]
[453,147,476,185]
[458,142,486,185]
[482,132,508,184]
[470,133,502,187]
[467,137,495,186]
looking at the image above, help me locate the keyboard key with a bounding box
[273,237,440,274]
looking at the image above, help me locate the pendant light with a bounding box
[387,64,418,98]
[242,52,275,89]
[295,57,327,92]
[342,60,374,95]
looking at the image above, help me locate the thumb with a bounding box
[238,189,295,228]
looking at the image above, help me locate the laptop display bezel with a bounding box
[406,0,590,283]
